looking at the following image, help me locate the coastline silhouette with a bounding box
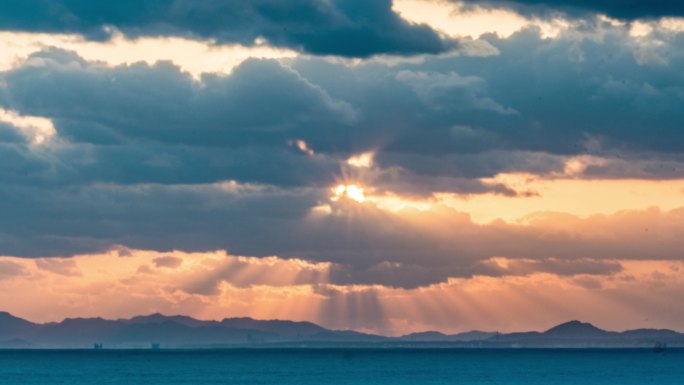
[1,312,682,349]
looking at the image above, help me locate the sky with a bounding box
[0,0,683,336]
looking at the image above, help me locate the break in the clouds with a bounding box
[1,1,684,332]
[0,0,456,57]
[0,250,683,335]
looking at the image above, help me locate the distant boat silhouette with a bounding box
[93,343,103,350]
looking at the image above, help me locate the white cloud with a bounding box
[0,30,298,78]
[0,107,56,144]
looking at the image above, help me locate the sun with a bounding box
[331,184,366,203]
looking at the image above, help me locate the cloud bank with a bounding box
[0,0,683,332]
[0,0,457,57]
[0,250,682,335]
[460,0,684,20]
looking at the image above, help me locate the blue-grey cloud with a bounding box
[4,175,682,289]
[460,0,684,19]
[1,49,356,148]
[1,22,684,288]
[0,123,26,143]
[0,48,530,194]
[0,0,456,57]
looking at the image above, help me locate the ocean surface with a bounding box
[0,348,682,384]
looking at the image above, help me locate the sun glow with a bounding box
[346,151,374,168]
[328,183,435,212]
[371,193,433,212]
[331,184,367,203]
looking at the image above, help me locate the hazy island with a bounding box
[1,312,682,349]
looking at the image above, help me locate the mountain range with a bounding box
[0,312,682,348]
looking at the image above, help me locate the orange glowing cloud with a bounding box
[0,248,682,336]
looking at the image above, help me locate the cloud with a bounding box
[459,0,684,20]
[288,25,684,172]
[1,49,356,148]
[35,258,81,276]
[0,250,682,335]
[0,260,27,279]
[395,70,518,115]
[0,31,298,78]
[179,255,329,294]
[0,0,457,57]
[1,20,684,290]
[0,47,543,197]
[4,23,684,194]
[475,257,623,277]
[4,162,684,289]
[2,0,684,335]
[152,255,183,269]
[0,123,26,143]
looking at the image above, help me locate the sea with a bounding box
[0,348,682,384]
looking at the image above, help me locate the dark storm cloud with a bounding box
[0,48,528,194]
[0,181,324,258]
[0,49,356,148]
[460,0,684,19]
[0,0,456,57]
[8,28,684,167]
[456,28,684,156]
[0,142,54,186]
[291,26,684,159]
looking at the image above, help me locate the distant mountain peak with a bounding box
[0,311,22,318]
[0,312,36,340]
[544,320,607,336]
[143,312,164,317]
[61,316,106,323]
[401,331,448,341]
[549,320,595,328]
[127,313,211,328]
[130,313,183,321]
[0,311,681,348]
[0,311,34,324]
